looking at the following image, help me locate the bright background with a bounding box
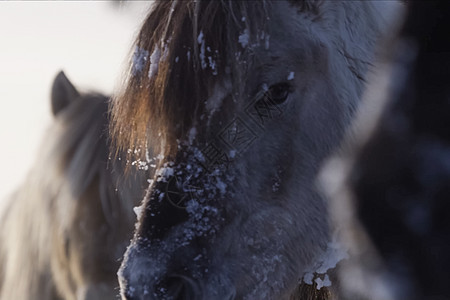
[0,1,152,201]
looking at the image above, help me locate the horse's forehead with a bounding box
[269,2,318,45]
[245,3,316,59]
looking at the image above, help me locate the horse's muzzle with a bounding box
[120,272,236,300]
[121,275,199,300]
[118,243,200,300]
[118,245,236,300]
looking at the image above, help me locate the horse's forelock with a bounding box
[110,0,272,160]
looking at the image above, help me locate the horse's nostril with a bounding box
[159,275,199,300]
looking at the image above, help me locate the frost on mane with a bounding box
[132,46,149,75]
[198,30,207,70]
[148,46,161,79]
[288,71,295,81]
[197,30,218,75]
[188,126,197,145]
[238,28,250,48]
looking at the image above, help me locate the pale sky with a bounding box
[0,1,151,201]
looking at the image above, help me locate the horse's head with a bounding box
[49,72,147,299]
[111,1,394,299]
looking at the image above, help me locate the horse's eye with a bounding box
[264,83,291,105]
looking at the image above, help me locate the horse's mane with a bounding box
[111,0,299,158]
[0,90,143,299]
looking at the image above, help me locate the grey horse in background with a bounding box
[0,72,147,300]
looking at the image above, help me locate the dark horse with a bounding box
[0,72,147,300]
[110,1,399,299]
[326,1,450,300]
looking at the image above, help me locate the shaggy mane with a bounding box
[110,0,296,159]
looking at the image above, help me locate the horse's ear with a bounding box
[51,71,80,116]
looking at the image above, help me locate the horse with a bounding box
[110,1,401,299]
[323,1,450,299]
[0,72,147,300]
